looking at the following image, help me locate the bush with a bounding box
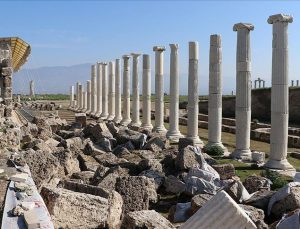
[203,145,224,157]
[261,169,289,190]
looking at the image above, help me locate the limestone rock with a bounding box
[90,123,113,140]
[239,204,267,228]
[143,136,165,152]
[97,166,130,191]
[71,171,94,184]
[122,210,175,229]
[212,163,235,180]
[164,175,185,194]
[245,190,275,212]
[190,193,213,215]
[185,176,217,196]
[243,175,271,194]
[53,149,80,176]
[77,153,99,172]
[116,129,146,149]
[94,152,128,167]
[176,146,203,171]
[139,170,165,189]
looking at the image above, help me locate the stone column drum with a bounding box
[141,54,153,129]
[86,80,91,113]
[100,63,108,119]
[265,14,294,170]
[166,44,182,141]
[114,59,122,123]
[120,55,131,126]
[95,63,102,117]
[207,35,225,149]
[153,46,167,133]
[90,64,97,116]
[231,23,254,160]
[186,41,202,145]
[107,61,115,120]
[130,53,141,127]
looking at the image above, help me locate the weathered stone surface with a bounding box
[115,176,157,212]
[243,175,271,194]
[143,136,165,152]
[116,129,146,149]
[225,180,251,203]
[139,170,165,189]
[53,149,80,176]
[41,186,123,229]
[97,166,129,191]
[212,163,235,180]
[190,193,213,215]
[122,210,175,229]
[90,122,113,140]
[83,140,107,156]
[164,175,185,194]
[239,204,267,228]
[245,190,275,212]
[176,146,203,171]
[139,158,163,172]
[71,171,94,184]
[77,153,99,172]
[65,137,83,150]
[169,202,191,223]
[94,152,128,167]
[185,176,217,196]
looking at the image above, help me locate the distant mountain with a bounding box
[13,63,92,94]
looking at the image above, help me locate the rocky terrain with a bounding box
[0,106,300,228]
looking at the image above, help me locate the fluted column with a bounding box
[207,35,225,149]
[120,55,131,126]
[166,44,182,141]
[114,59,122,123]
[265,14,294,170]
[100,62,108,119]
[95,63,102,117]
[186,42,202,145]
[86,80,91,113]
[231,23,254,160]
[153,46,167,133]
[141,54,153,129]
[69,85,74,108]
[107,61,116,120]
[130,53,141,127]
[90,64,97,116]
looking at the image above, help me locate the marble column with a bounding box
[90,64,97,116]
[265,14,294,170]
[120,55,131,126]
[141,54,153,129]
[186,41,202,145]
[75,82,80,110]
[114,59,122,123]
[166,44,182,141]
[86,80,91,113]
[82,89,87,112]
[231,23,254,160]
[207,35,225,149]
[107,61,116,120]
[95,63,102,117]
[153,46,167,133]
[130,53,141,127]
[100,62,108,119]
[78,84,83,111]
[69,85,74,108]
[29,80,35,97]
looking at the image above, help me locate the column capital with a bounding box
[210,34,221,47]
[153,46,166,52]
[268,14,293,24]
[131,53,141,59]
[233,23,254,31]
[169,44,179,50]
[122,55,130,60]
[189,41,199,59]
[100,62,107,66]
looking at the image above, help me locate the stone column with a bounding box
[86,80,91,113]
[107,61,116,120]
[263,80,265,88]
[69,85,74,108]
[130,53,141,127]
[100,62,108,119]
[29,80,35,97]
[186,41,202,145]
[291,80,294,87]
[153,46,167,133]
[265,14,294,170]
[297,80,299,86]
[82,89,87,112]
[206,35,225,149]
[141,54,153,129]
[231,23,254,160]
[166,44,182,141]
[120,55,131,126]
[78,84,83,111]
[90,64,97,116]
[95,63,102,117]
[258,78,262,88]
[114,59,122,123]
[75,82,80,110]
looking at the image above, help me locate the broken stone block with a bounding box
[90,122,113,140]
[116,129,146,149]
[243,175,271,194]
[97,166,130,191]
[169,202,191,223]
[41,186,123,229]
[122,210,175,229]
[71,171,94,184]
[115,176,157,212]
[164,175,186,194]
[225,180,251,203]
[139,158,163,173]
[190,193,213,215]
[94,152,128,167]
[176,146,203,171]
[139,170,165,189]
[239,204,267,228]
[143,136,165,152]
[180,191,256,229]
[9,173,28,182]
[75,113,86,127]
[276,210,300,229]
[185,176,217,196]
[212,163,235,180]
[77,153,99,172]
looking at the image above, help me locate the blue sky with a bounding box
[3,0,300,94]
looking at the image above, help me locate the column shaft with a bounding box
[95,63,102,117]
[69,85,74,108]
[86,80,91,113]
[131,54,141,126]
[120,55,131,125]
[108,61,115,120]
[100,63,108,119]
[90,64,97,115]
[114,59,122,123]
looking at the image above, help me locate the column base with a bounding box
[264,159,295,171]
[100,113,108,120]
[231,149,252,161]
[206,141,226,149]
[153,125,167,134]
[129,121,141,128]
[120,118,132,126]
[107,115,115,121]
[94,112,102,118]
[166,130,183,142]
[141,123,153,131]
[85,110,92,115]
[186,136,203,147]
[113,116,122,124]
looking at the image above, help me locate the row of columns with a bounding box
[69,13,294,171]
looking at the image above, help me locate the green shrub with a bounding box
[261,169,288,190]
[203,145,224,157]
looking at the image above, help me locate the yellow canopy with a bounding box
[0,37,31,72]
